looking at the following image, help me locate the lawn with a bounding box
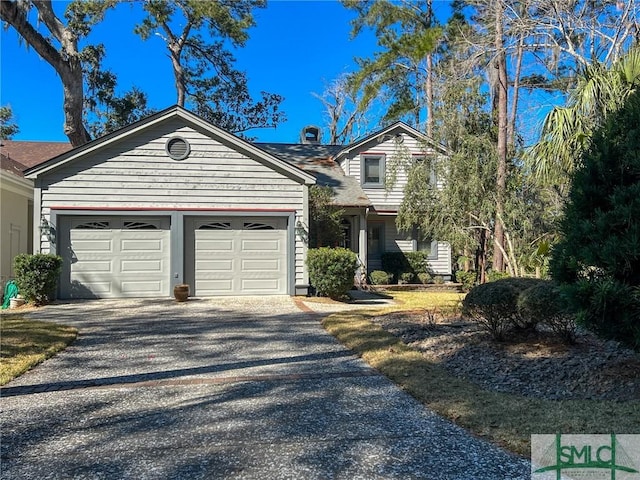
[322,290,639,457]
[0,314,77,385]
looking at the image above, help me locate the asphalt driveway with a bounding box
[0,297,530,479]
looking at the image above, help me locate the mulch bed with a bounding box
[370,310,640,401]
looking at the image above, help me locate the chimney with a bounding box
[300,125,321,144]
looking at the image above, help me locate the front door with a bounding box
[367,222,384,272]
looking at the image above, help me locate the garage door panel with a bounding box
[120,259,164,273]
[241,279,281,292]
[72,261,113,273]
[121,280,163,293]
[196,279,234,295]
[60,216,170,299]
[71,239,113,253]
[120,238,164,252]
[241,259,280,272]
[73,280,112,295]
[242,239,280,251]
[197,259,234,272]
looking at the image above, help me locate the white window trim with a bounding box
[361,154,386,188]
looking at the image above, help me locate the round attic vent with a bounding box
[165,137,190,160]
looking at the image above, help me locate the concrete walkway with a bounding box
[0,297,530,479]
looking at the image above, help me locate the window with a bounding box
[413,154,437,185]
[362,155,385,187]
[199,222,231,230]
[124,221,159,230]
[412,227,432,253]
[244,222,274,230]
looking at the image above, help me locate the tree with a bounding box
[136,0,285,136]
[82,44,155,138]
[312,74,372,145]
[550,88,640,350]
[527,47,640,186]
[0,0,115,146]
[0,106,19,139]
[343,0,442,134]
[308,185,344,248]
[397,75,498,282]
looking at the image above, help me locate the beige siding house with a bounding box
[24,107,452,299]
[1,141,71,287]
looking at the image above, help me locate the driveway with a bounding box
[0,297,530,479]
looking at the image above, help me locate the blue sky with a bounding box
[1,0,447,144]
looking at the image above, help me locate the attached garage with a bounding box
[58,216,171,298]
[26,106,315,299]
[185,216,288,296]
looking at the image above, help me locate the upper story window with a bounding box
[361,154,385,187]
[413,154,437,185]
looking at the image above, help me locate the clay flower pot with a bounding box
[173,284,189,302]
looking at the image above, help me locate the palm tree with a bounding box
[527,47,640,186]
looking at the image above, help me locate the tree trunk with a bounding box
[426,52,434,138]
[508,34,524,147]
[492,0,508,272]
[1,0,90,146]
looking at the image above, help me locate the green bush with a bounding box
[400,272,414,283]
[13,253,63,305]
[455,270,477,291]
[417,272,432,285]
[369,270,392,285]
[462,277,547,340]
[307,247,358,299]
[487,270,510,282]
[433,275,444,285]
[517,281,576,344]
[381,252,430,282]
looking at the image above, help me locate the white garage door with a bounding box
[185,217,288,296]
[59,216,171,299]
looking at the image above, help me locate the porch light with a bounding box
[40,215,56,245]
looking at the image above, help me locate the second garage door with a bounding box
[185,217,288,296]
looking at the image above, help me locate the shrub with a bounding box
[13,253,63,305]
[517,281,576,344]
[417,272,432,285]
[381,252,430,282]
[369,270,392,285]
[400,272,414,283]
[455,270,477,291]
[462,277,547,340]
[433,275,444,285]
[487,270,510,282]
[307,247,358,299]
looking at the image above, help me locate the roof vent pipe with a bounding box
[300,125,321,144]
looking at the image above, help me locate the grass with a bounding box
[321,290,639,457]
[0,314,77,385]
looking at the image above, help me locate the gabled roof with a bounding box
[24,106,316,185]
[335,121,448,159]
[258,143,372,208]
[0,140,72,170]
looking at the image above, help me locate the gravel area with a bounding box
[371,311,640,401]
[0,297,530,479]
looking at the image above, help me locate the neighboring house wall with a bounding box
[0,170,33,285]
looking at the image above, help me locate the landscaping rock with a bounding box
[371,311,640,401]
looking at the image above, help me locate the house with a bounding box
[0,140,72,285]
[24,106,451,299]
